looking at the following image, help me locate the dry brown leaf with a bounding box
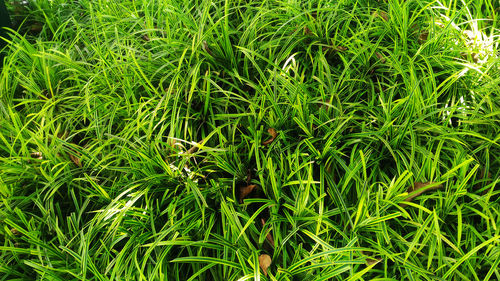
[372,10,389,21]
[419,31,429,43]
[461,52,479,63]
[366,257,382,266]
[246,169,252,184]
[261,218,275,247]
[399,182,443,207]
[142,34,150,41]
[379,11,389,21]
[69,153,82,167]
[30,152,43,160]
[202,41,213,56]
[475,169,493,194]
[304,26,313,35]
[375,52,386,63]
[326,164,332,173]
[259,254,272,276]
[318,99,331,110]
[322,45,347,53]
[463,30,475,41]
[334,45,347,52]
[239,184,256,203]
[30,23,43,32]
[57,131,69,139]
[262,128,278,146]
[362,250,382,265]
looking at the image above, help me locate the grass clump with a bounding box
[0,0,499,280]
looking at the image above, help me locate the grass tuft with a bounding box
[1,0,499,280]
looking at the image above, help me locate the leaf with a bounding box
[30,152,42,160]
[475,169,493,194]
[246,169,252,184]
[366,257,382,266]
[399,182,443,207]
[239,184,256,203]
[304,26,312,36]
[362,250,382,265]
[461,52,479,63]
[334,45,347,52]
[202,41,213,56]
[372,11,389,21]
[259,254,272,276]
[10,228,21,236]
[68,152,82,167]
[375,52,386,63]
[318,99,331,110]
[419,30,429,43]
[322,45,347,54]
[261,218,275,247]
[142,34,150,41]
[262,128,278,146]
[30,23,43,32]
[463,30,475,41]
[57,131,69,139]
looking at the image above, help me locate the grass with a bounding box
[0,0,499,280]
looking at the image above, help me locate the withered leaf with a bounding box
[463,30,475,41]
[262,128,278,146]
[246,169,252,184]
[259,254,272,277]
[362,250,382,265]
[318,99,331,110]
[461,52,479,63]
[30,152,43,160]
[326,163,332,173]
[202,41,213,56]
[366,257,382,266]
[304,26,312,35]
[372,11,389,21]
[10,228,21,236]
[399,182,443,207]
[418,31,429,43]
[69,153,82,167]
[334,45,347,52]
[261,218,275,247]
[322,45,347,53]
[239,184,256,203]
[142,34,150,41]
[475,169,493,194]
[57,131,69,139]
[30,23,43,32]
[375,52,386,63]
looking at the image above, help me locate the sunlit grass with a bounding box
[0,0,499,280]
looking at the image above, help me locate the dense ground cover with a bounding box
[0,0,499,280]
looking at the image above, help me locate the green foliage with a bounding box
[0,0,499,280]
